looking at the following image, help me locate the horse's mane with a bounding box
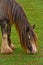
[12,2,37,50]
[13,2,31,30]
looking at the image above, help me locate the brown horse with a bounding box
[0,0,37,54]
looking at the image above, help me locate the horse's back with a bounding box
[0,0,13,20]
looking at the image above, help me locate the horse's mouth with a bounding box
[26,44,37,54]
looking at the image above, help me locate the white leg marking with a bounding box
[10,43,16,50]
[1,34,13,54]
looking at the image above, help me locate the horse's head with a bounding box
[25,25,37,54]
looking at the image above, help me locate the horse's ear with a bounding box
[33,24,36,29]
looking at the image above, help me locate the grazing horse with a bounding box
[0,0,37,54]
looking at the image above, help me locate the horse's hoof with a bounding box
[10,43,16,50]
[1,46,13,54]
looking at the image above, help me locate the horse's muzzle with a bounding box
[31,44,37,54]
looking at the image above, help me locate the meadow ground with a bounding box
[0,0,43,65]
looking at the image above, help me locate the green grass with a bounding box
[0,0,43,65]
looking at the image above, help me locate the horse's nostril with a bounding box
[30,49,37,54]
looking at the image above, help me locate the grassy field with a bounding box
[0,0,43,65]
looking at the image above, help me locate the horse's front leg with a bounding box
[0,19,13,54]
[7,22,16,50]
